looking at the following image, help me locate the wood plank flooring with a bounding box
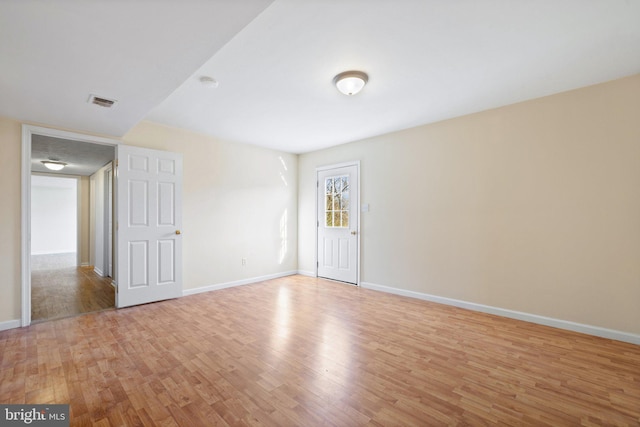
[2,275,639,426]
[31,255,116,322]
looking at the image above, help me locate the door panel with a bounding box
[338,239,350,269]
[323,238,333,268]
[317,164,358,284]
[158,182,175,225]
[117,145,182,308]
[129,180,149,225]
[158,239,175,284]
[129,241,148,288]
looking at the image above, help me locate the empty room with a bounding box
[1,1,639,426]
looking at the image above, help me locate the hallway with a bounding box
[31,253,115,322]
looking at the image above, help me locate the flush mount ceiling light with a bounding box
[199,76,219,88]
[333,70,368,96]
[41,159,67,171]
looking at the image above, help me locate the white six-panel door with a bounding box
[116,145,183,308]
[317,164,359,284]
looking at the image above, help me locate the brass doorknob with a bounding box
[175,230,181,235]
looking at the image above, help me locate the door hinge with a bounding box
[116,159,118,167]
[317,261,319,267]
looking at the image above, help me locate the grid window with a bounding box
[325,175,349,228]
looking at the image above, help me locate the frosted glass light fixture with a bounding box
[333,71,368,96]
[42,160,67,171]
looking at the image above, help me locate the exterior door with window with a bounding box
[317,164,358,284]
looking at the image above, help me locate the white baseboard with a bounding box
[81,262,90,267]
[30,251,76,255]
[183,271,298,297]
[0,319,21,332]
[361,281,640,346]
[94,267,104,277]
[297,270,316,277]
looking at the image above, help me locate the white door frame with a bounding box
[21,125,120,326]
[104,165,113,278]
[315,161,361,285]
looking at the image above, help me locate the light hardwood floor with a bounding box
[31,254,115,322]
[2,275,639,426]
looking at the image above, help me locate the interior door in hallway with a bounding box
[317,164,359,284]
[116,145,183,308]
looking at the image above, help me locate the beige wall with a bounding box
[299,75,640,335]
[123,121,298,290]
[0,117,22,323]
[0,118,297,324]
[1,75,637,334]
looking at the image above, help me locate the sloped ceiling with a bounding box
[2,1,639,154]
[0,0,273,136]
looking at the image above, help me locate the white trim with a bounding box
[297,270,316,277]
[0,319,21,332]
[76,175,82,266]
[103,164,114,278]
[21,125,121,327]
[182,271,298,297]
[94,267,104,277]
[24,125,121,146]
[316,161,361,172]
[315,160,361,285]
[21,126,32,327]
[80,262,90,267]
[361,281,640,345]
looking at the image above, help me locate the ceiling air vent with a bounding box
[88,94,117,108]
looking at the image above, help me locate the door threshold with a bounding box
[317,276,359,286]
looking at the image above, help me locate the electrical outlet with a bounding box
[241,258,247,266]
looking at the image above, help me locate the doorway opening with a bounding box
[29,174,108,321]
[22,125,120,326]
[22,125,184,325]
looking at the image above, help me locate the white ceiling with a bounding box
[0,0,272,136]
[2,1,639,154]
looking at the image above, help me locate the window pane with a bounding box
[324,175,351,228]
[341,211,349,228]
[325,178,333,194]
[333,211,341,227]
[340,193,349,210]
[341,176,349,193]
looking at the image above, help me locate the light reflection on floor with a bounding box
[271,286,291,353]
